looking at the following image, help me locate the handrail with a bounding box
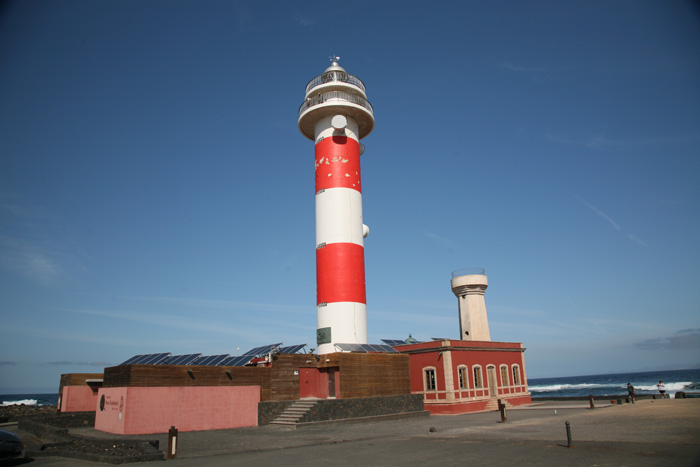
[305,71,366,94]
[299,90,374,115]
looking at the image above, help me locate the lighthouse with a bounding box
[299,57,374,354]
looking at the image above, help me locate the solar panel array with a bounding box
[119,343,308,367]
[279,344,307,354]
[191,354,229,366]
[159,354,202,365]
[335,343,397,353]
[381,339,410,347]
[120,353,171,365]
[246,343,284,356]
[219,355,253,367]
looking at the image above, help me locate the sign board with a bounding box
[317,327,331,345]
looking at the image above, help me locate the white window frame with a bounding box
[458,365,469,389]
[500,365,509,387]
[512,365,521,386]
[424,367,437,392]
[473,365,483,389]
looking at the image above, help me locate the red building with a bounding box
[397,339,530,414]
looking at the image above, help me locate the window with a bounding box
[473,366,483,388]
[500,365,509,387]
[425,368,437,391]
[512,365,521,386]
[458,366,469,389]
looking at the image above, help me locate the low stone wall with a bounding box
[259,394,424,425]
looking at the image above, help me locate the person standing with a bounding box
[657,381,667,399]
[627,383,636,403]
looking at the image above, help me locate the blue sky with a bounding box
[1,0,699,392]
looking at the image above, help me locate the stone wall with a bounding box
[259,394,424,425]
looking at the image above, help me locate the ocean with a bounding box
[1,368,698,405]
[1,393,58,407]
[528,368,700,398]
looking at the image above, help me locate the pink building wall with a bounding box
[60,386,99,413]
[94,386,260,435]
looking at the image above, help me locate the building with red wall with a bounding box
[396,339,530,414]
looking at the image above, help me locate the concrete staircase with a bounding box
[484,398,511,411]
[270,400,318,426]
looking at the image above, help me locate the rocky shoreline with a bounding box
[0,403,57,423]
[1,405,163,463]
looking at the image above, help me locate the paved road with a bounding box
[5,400,700,466]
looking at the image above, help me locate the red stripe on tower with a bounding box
[315,137,362,193]
[316,243,366,304]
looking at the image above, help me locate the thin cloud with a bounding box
[78,361,112,367]
[627,233,648,247]
[0,195,89,286]
[0,361,17,366]
[232,0,255,31]
[424,231,457,251]
[634,329,700,350]
[496,61,557,84]
[45,361,73,366]
[372,309,454,327]
[545,131,698,151]
[2,323,211,350]
[0,235,65,286]
[66,308,274,342]
[397,299,453,312]
[573,195,648,247]
[292,13,314,27]
[573,196,621,231]
[497,61,551,74]
[128,296,309,314]
[489,305,546,318]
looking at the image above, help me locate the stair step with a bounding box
[270,400,319,426]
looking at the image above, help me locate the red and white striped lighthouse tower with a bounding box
[299,57,374,354]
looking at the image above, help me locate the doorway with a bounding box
[327,367,336,398]
[299,367,339,399]
[487,366,498,397]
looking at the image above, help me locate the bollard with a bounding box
[565,421,573,448]
[498,399,507,423]
[167,426,178,459]
[589,395,595,409]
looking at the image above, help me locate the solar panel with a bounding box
[159,354,202,365]
[120,353,171,365]
[335,343,397,353]
[220,355,253,367]
[381,339,409,347]
[279,344,307,354]
[243,342,283,356]
[430,337,449,341]
[191,354,230,366]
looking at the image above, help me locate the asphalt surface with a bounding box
[4,399,700,466]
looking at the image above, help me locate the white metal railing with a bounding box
[299,90,374,115]
[305,71,366,94]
